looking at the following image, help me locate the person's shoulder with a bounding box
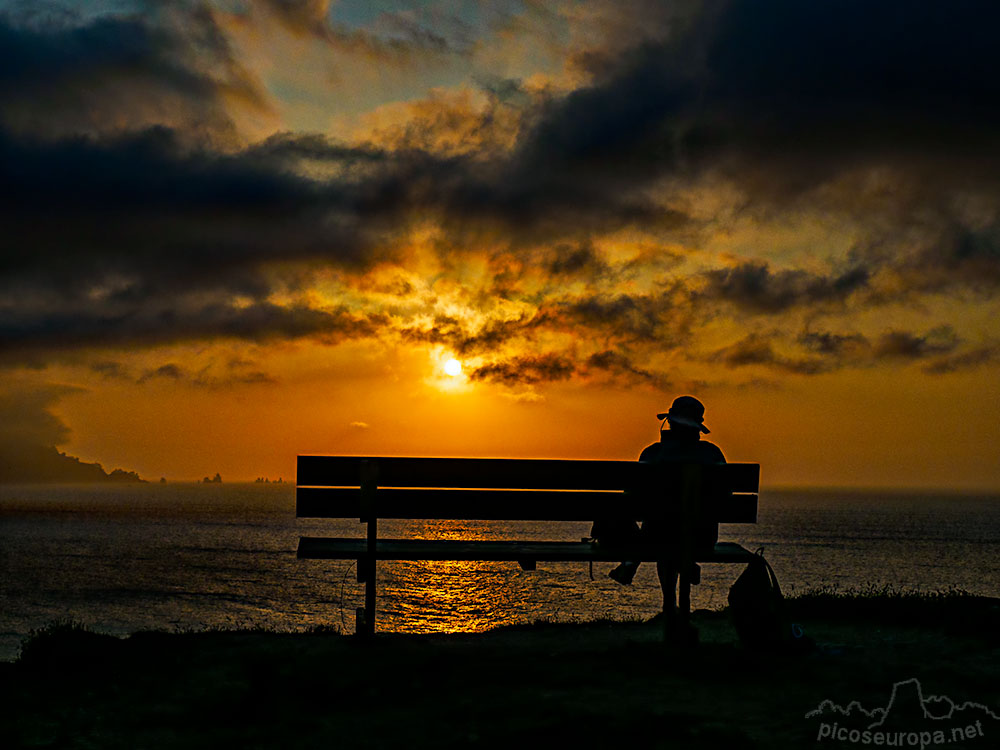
[638,443,661,461]
[697,440,727,463]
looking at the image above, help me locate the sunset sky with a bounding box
[2,1,999,489]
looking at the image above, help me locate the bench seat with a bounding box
[297,537,755,564]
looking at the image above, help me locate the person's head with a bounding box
[657,396,709,436]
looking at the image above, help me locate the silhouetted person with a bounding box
[607,396,726,627]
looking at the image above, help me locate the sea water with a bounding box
[1,483,998,661]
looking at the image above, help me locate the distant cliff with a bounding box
[0,444,146,483]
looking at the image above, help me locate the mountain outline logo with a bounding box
[806,678,999,747]
[806,677,1000,729]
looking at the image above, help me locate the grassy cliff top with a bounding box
[4,591,998,749]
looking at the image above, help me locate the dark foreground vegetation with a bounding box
[2,590,998,749]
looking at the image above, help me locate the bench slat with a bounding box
[297,537,755,564]
[296,487,757,522]
[297,456,759,493]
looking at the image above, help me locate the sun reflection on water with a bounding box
[380,559,540,633]
[345,519,664,634]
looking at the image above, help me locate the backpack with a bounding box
[728,548,811,651]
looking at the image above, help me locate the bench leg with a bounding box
[359,460,378,638]
[352,556,377,636]
[363,559,376,637]
[353,556,376,636]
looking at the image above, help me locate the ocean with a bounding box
[1,483,998,661]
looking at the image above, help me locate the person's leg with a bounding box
[606,520,642,584]
[656,560,678,620]
[640,520,674,602]
[660,558,699,644]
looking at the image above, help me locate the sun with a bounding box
[444,358,463,377]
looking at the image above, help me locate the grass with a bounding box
[2,591,999,749]
[785,584,1000,629]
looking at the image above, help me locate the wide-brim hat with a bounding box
[657,395,710,433]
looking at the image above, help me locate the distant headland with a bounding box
[0,444,145,484]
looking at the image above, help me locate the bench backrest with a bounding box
[296,456,759,523]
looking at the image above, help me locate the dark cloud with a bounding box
[0,383,78,450]
[89,360,130,379]
[454,314,546,357]
[799,331,870,357]
[0,116,685,363]
[85,356,278,387]
[0,3,271,143]
[0,299,383,360]
[225,370,277,385]
[616,0,1000,224]
[699,262,870,314]
[584,350,668,387]
[923,345,1000,375]
[137,363,184,383]
[710,335,829,375]
[0,5,395,362]
[394,285,695,365]
[900,221,1000,296]
[370,10,460,54]
[0,127,385,310]
[712,326,966,376]
[3,0,1000,367]
[469,353,576,386]
[796,329,873,372]
[252,0,331,38]
[135,360,277,388]
[544,241,611,279]
[874,328,960,360]
[706,1,1000,155]
[249,0,471,59]
[558,292,677,342]
[396,309,550,360]
[504,0,1000,268]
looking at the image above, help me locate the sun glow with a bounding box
[444,358,463,377]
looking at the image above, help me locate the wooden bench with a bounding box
[296,456,760,636]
